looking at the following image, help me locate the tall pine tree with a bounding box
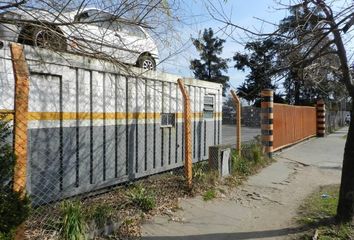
[190,28,229,95]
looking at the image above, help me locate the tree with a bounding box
[277,3,346,106]
[279,1,354,222]
[190,28,229,95]
[233,38,284,103]
[211,0,354,222]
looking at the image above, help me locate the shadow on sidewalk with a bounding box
[142,225,310,240]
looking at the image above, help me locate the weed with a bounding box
[231,154,251,176]
[203,189,217,201]
[223,175,242,188]
[60,200,86,240]
[218,188,226,194]
[87,204,112,229]
[242,141,263,163]
[296,185,353,239]
[231,141,269,177]
[192,162,208,181]
[127,185,156,212]
[192,161,219,189]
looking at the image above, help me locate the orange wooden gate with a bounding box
[273,104,317,151]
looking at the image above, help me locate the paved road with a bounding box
[142,128,347,240]
[222,124,260,145]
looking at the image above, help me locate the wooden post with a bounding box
[261,89,274,158]
[10,43,30,194]
[230,90,241,156]
[177,79,192,189]
[316,99,326,137]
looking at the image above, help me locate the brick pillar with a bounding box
[317,99,326,137]
[261,89,274,158]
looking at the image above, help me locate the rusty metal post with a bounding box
[10,43,30,194]
[261,89,274,158]
[316,99,326,137]
[177,79,192,189]
[230,90,241,156]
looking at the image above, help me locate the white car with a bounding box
[0,8,159,70]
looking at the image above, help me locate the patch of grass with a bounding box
[127,185,156,212]
[202,189,217,201]
[296,185,353,240]
[192,161,220,190]
[231,154,252,176]
[60,200,86,240]
[342,134,347,139]
[231,141,271,178]
[87,204,113,228]
[192,161,208,181]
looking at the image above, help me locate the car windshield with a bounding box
[74,10,110,25]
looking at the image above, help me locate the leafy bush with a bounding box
[0,115,30,238]
[127,185,156,212]
[60,201,86,240]
[0,191,30,234]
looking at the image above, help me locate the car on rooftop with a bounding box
[0,8,159,70]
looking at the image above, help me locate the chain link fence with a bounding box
[0,43,228,239]
[326,110,350,134]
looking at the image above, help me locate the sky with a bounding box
[158,0,289,92]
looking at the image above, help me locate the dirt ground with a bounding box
[141,128,347,240]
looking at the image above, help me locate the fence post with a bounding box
[230,90,241,156]
[177,79,192,189]
[317,99,326,137]
[10,43,30,194]
[261,89,274,158]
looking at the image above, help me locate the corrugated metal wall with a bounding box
[0,44,222,204]
[273,103,316,151]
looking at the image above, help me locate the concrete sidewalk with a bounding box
[141,128,348,240]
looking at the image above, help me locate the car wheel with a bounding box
[138,55,156,70]
[31,27,67,51]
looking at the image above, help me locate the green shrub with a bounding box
[0,115,30,238]
[241,141,263,163]
[231,141,267,177]
[127,185,156,212]
[203,189,217,201]
[60,201,86,240]
[0,190,30,235]
[231,155,251,176]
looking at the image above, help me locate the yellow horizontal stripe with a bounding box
[27,112,222,121]
[0,110,14,121]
